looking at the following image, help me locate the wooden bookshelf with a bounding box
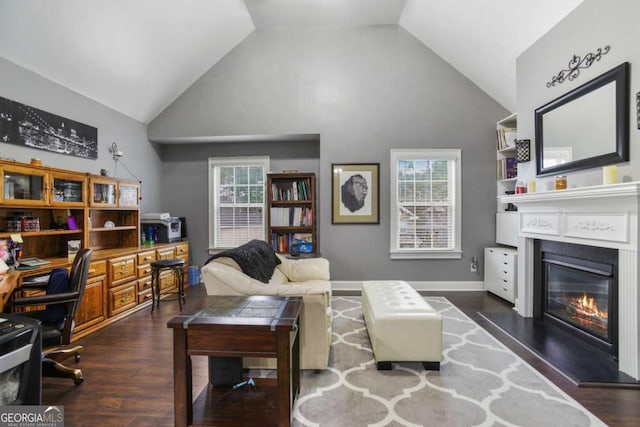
[266,172,317,255]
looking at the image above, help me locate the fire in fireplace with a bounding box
[568,293,607,331]
[534,240,618,359]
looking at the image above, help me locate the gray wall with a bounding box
[0,57,164,213]
[149,25,508,281]
[159,140,320,267]
[517,0,640,189]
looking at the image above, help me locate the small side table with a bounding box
[168,295,302,427]
[150,259,185,312]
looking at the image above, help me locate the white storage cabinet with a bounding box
[484,247,517,303]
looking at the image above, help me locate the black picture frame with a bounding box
[0,96,98,159]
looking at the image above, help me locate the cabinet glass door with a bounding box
[91,180,116,207]
[118,183,139,208]
[2,166,46,205]
[51,172,86,206]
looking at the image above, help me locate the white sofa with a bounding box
[201,254,332,370]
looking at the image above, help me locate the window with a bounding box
[390,149,461,259]
[208,156,270,250]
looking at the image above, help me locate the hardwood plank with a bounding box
[42,287,640,426]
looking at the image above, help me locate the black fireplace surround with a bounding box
[534,240,618,360]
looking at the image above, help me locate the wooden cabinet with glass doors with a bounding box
[88,175,140,252]
[0,162,87,207]
[0,159,140,259]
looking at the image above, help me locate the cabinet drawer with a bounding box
[108,255,137,287]
[159,271,175,291]
[138,264,153,278]
[137,250,156,265]
[497,262,515,279]
[138,276,152,293]
[498,252,516,267]
[156,248,175,260]
[88,260,107,278]
[138,288,153,304]
[494,279,515,301]
[175,243,189,257]
[108,282,137,316]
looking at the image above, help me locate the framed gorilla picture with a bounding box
[332,163,379,224]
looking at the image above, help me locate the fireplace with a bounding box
[500,182,640,381]
[534,240,618,359]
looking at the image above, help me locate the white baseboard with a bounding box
[331,280,485,293]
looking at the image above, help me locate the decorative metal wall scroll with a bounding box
[546,45,611,88]
[0,96,98,159]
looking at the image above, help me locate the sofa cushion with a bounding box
[213,257,242,271]
[269,267,288,285]
[276,255,330,282]
[204,239,281,283]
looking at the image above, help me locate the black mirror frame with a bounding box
[535,62,629,177]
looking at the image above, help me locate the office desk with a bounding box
[167,295,302,427]
[0,258,72,312]
[0,271,20,312]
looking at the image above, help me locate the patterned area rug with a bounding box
[291,296,605,427]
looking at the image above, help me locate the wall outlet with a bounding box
[470,256,479,272]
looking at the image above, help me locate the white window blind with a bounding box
[208,157,269,250]
[390,149,461,259]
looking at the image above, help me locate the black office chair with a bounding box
[11,248,93,385]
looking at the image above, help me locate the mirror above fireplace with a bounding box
[535,62,630,177]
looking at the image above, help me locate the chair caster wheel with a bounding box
[74,377,83,386]
[75,354,81,363]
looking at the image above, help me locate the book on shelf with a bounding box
[270,206,312,226]
[291,232,313,253]
[271,180,311,201]
[496,157,517,180]
[270,232,314,254]
[292,232,312,244]
[496,127,517,150]
[505,157,517,179]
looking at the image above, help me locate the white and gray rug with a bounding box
[290,296,605,427]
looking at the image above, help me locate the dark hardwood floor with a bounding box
[43,286,640,426]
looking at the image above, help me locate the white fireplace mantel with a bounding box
[500,182,640,380]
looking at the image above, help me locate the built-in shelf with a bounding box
[0,229,83,239]
[90,226,138,232]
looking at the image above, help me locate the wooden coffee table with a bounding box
[167,295,302,427]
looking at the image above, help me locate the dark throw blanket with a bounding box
[204,239,281,283]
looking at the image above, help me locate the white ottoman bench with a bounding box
[362,280,442,370]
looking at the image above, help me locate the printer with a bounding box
[141,212,182,243]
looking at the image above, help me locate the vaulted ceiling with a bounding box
[0,0,583,124]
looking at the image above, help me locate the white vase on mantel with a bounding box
[0,259,9,274]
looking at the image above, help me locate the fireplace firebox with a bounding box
[534,240,618,359]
